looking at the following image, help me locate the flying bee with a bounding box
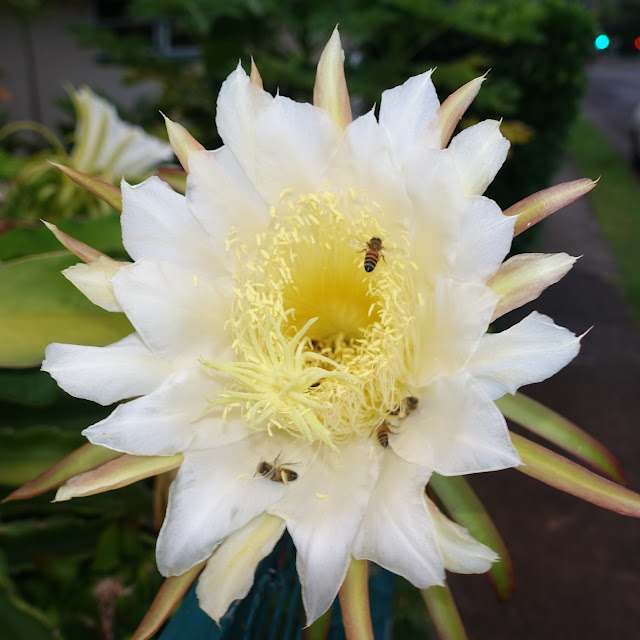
[256,454,299,484]
[350,236,400,273]
[389,396,419,419]
[375,420,398,448]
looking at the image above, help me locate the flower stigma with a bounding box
[202,189,419,448]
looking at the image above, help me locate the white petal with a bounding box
[186,148,268,264]
[450,196,515,284]
[403,147,467,279]
[82,366,248,455]
[468,311,582,400]
[111,259,232,364]
[70,86,173,176]
[251,95,340,203]
[156,436,286,576]
[379,71,440,159]
[425,497,498,574]
[392,374,521,475]
[268,439,377,625]
[62,257,124,312]
[329,110,412,229]
[352,450,444,589]
[407,278,499,388]
[196,513,285,623]
[448,120,509,196]
[42,333,170,405]
[121,177,223,278]
[216,65,274,185]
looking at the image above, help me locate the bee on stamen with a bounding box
[350,236,399,273]
[389,396,419,418]
[375,420,398,448]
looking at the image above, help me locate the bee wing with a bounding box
[349,236,368,251]
[380,246,407,259]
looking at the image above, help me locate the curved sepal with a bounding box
[42,221,108,263]
[429,474,515,600]
[504,177,598,237]
[162,115,204,173]
[2,443,121,502]
[512,433,640,516]
[130,563,205,640]
[498,393,625,483]
[250,56,264,88]
[156,167,187,194]
[420,583,468,640]
[49,161,122,212]
[438,75,486,149]
[54,453,183,502]
[488,253,577,320]
[314,27,353,130]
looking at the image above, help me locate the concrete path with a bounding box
[447,159,640,640]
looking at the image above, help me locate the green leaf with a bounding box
[3,442,121,500]
[0,548,57,640]
[497,393,625,483]
[429,474,515,600]
[420,583,468,640]
[0,589,55,640]
[0,252,132,367]
[0,214,125,261]
[0,369,60,406]
[0,427,84,487]
[512,433,640,517]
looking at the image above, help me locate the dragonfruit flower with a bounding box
[41,30,586,625]
[69,86,174,182]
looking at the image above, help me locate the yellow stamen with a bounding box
[204,189,418,447]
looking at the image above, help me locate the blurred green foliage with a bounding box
[0,1,595,638]
[74,0,594,209]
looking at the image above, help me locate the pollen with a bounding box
[203,189,418,447]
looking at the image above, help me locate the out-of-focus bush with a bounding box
[74,0,594,211]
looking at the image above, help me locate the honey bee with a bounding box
[375,420,397,448]
[350,236,396,273]
[256,454,299,484]
[389,396,419,419]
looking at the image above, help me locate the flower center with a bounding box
[203,189,418,447]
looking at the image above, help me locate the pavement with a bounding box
[445,154,640,639]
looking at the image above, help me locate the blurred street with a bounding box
[448,61,640,640]
[584,59,640,162]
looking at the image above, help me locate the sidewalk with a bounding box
[448,161,640,640]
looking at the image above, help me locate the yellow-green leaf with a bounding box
[0,252,132,367]
[512,433,640,516]
[429,474,514,600]
[499,393,625,483]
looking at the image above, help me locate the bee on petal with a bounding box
[256,453,299,484]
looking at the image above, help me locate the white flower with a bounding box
[69,86,174,181]
[43,31,582,625]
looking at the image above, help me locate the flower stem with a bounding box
[338,558,374,640]
[420,583,468,640]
